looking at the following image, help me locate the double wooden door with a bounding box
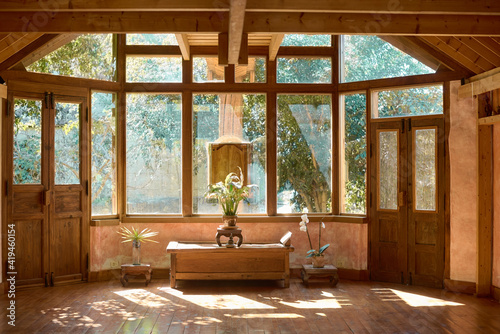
[370,117,445,288]
[3,84,88,287]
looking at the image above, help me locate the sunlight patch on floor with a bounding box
[227,313,305,319]
[279,298,343,309]
[161,287,275,310]
[373,288,464,307]
[114,289,178,308]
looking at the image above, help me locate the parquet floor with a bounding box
[1,278,500,333]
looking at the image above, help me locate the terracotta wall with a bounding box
[493,125,500,288]
[90,221,368,272]
[449,81,478,283]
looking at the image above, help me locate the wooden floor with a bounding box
[1,278,500,333]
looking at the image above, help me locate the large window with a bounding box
[126,93,182,214]
[277,57,332,84]
[91,92,117,216]
[193,93,266,214]
[126,56,182,82]
[340,93,366,214]
[277,95,332,213]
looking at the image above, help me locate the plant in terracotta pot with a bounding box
[118,226,159,265]
[299,213,330,268]
[205,167,256,228]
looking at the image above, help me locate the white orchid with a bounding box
[298,213,330,258]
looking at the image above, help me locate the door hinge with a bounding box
[408,119,412,132]
[44,92,49,109]
[370,143,373,158]
[86,107,89,122]
[5,181,8,196]
[401,118,405,133]
[86,180,89,195]
[369,192,372,208]
[50,272,54,286]
[45,272,49,287]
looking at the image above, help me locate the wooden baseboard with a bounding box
[444,278,476,295]
[290,267,369,281]
[492,285,500,302]
[89,268,171,282]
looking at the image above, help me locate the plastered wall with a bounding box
[90,221,368,272]
[449,81,478,283]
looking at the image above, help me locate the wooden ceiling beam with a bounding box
[0,0,498,15]
[0,34,59,71]
[0,11,500,36]
[175,34,191,60]
[0,33,43,64]
[268,34,284,61]
[228,0,247,64]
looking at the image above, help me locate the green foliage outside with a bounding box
[17,33,443,216]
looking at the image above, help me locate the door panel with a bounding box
[371,118,444,288]
[5,88,88,288]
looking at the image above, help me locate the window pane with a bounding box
[126,94,182,214]
[92,92,117,216]
[193,94,266,214]
[277,57,331,83]
[126,34,178,45]
[193,56,224,83]
[235,57,266,83]
[373,85,443,118]
[126,56,182,82]
[379,131,398,210]
[341,94,366,214]
[13,99,42,184]
[277,95,331,213]
[55,102,80,184]
[281,34,331,47]
[341,35,434,83]
[414,128,436,211]
[27,34,116,81]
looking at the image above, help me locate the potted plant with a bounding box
[205,167,256,228]
[118,226,159,265]
[299,213,330,268]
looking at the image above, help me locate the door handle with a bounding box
[398,191,407,207]
[43,190,51,206]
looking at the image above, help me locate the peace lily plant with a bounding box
[299,213,330,258]
[205,167,256,217]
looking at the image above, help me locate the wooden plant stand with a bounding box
[301,264,339,286]
[120,264,152,286]
[215,227,243,247]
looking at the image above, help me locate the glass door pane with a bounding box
[378,130,398,210]
[414,128,437,211]
[54,102,80,184]
[13,98,43,184]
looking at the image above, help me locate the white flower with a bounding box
[299,226,307,232]
[301,214,309,223]
[299,221,306,227]
[321,222,325,228]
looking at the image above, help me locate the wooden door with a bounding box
[370,118,444,288]
[4,89,88,288]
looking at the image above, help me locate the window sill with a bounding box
[119,215,367,224]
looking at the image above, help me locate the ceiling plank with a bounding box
[175,34,191,60]
[379,36,441,70]
[436,36,495,72]
[0,11,500,36]
[21,34,80,67]
[0,33,43,64]
[473,37,500,59]
[0,34,59,71]
[419,36,485,74]
[404,36,475,76]
[268,34,284,61]
[0,0,498,15]
[456,37,500,69]
[228,0,247,64]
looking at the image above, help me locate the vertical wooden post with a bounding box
[477,123,493,297]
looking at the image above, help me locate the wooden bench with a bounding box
[166,241,294,288]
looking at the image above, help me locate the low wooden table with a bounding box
[120,264,152,286]
[301,264,339,286]
[167,241,294,288]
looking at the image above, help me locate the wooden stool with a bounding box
[120,264,152,286]
[215,227,243,247]
[301,264,339,286]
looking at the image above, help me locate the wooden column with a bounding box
[477,123,493,297]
